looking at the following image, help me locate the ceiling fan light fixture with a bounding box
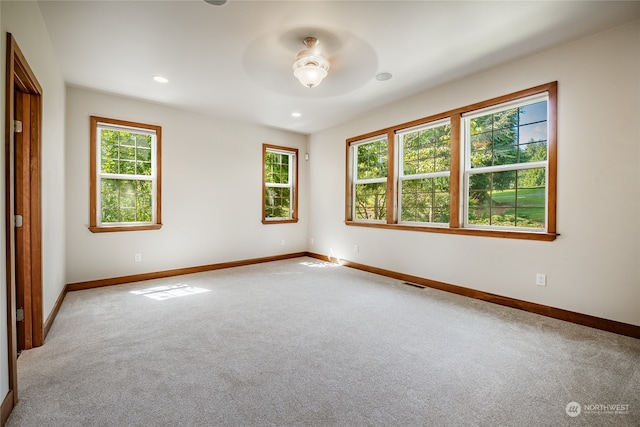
[292,37,330,88]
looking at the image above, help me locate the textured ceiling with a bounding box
[37,0,640,134]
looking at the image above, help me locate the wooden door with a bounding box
[4,34,44,414]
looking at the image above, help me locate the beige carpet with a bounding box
[7,257,640,426]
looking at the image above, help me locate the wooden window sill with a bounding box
[345,221,557,241]
[89,224,162,233]
[262,219,299,225]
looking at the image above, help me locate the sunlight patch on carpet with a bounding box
[130,283,210,300]
[299,261,338,268]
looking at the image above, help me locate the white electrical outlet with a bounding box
[281,239,286,246]
[310,238,314,245]
[536,273,546,286]
[134,253,142,263]
[354,244,359,253]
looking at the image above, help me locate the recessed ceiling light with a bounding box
[291,112,302,118]
[375,72,393,81]
[153,75,169,83]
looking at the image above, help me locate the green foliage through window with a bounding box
[400,122,451,223]
[101,130,152,176]
[468,169,546,228]
[101,179,153,223]
[264,147,296,220]
[354,137,388,221]
[98,124,156,225]
[466,98,548,229]
[346,84,555,238]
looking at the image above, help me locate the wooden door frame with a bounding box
[4,32,43,409]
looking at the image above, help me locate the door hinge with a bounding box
[15,215,23,228]
[12,120,23,133]
[16,308,24,322]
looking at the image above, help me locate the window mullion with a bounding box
[386,130,396,224]
[467,160,547,175]
[99,173,154,181]
[450,113,461,228]
[266,182,292,189]
[400,171,450,180]
[354,177,387,185]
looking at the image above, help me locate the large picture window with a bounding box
[345,82,557,241]
[464,95,548,230]
[263,144,298,223]
[89,116,162,232]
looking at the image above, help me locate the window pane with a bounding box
[519,100,547,126]
[137,161,152,176]
[519,122,547,144]
[493,108,518,131]
[101,158,119,174]
[355,182,386,220]
[468,169,545,229]
[135,134,152,149]
[100,134,120,174]
[470,100,548,168]
[493,145,518,165]
[470,133,493,168]
[119,145,135,160]
[100,179,153,224]
[357,138,387,180]
[401,177,449,223]
[265,152,290,185]
[265,186,291,218]
[518,141,547,162]
[136,181,153,222]
[100,128,155,177]
[120,131,136,146]
[402,124,450,175]
[137,147,152,162]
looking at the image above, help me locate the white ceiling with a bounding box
[37,0,640,134]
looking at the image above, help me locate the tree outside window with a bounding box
[89,116,162,233]
[263,144,298,223]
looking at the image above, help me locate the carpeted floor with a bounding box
[7,257,640,426]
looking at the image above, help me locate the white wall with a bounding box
[0,0,67,401]
[308,21,640,326]
[65,87,308,283]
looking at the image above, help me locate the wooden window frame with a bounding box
[89,116,162,233]
[345,82,558,241]
[350,135,389,223]
[397,119,452,225]
[262,144,299,224]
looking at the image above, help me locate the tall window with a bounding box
[89,116,162,232]
[345,82,557,241]
[263,144,298,223]
[464,95,548,230]
[399,121,451,224]
[352,136,388,221]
